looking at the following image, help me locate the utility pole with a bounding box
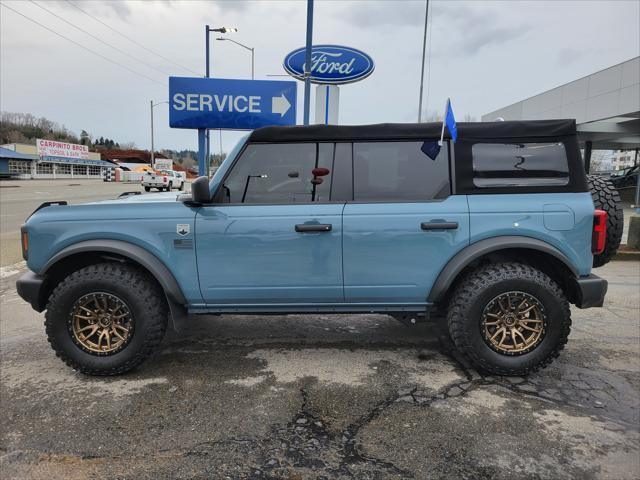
[150,100,155,167]
[303,0,314,125]
[417,0,429,123]
[150,100,168,169]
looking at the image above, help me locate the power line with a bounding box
[30,0,171,77]
[65,0,199,75]
[0,2,166,87]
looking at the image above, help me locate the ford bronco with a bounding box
[16,120,623,376]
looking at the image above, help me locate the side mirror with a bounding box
[190,176,211,204]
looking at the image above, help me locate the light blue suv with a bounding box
[16,120,621,376]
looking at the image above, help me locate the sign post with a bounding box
[303,0,314,125]
[314,85,339,124]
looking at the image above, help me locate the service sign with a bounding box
[169,77,297,130]
[37,139,89,159]
[283,45,374,84]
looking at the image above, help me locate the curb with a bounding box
[613,247,640,261]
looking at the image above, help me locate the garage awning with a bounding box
[0,147,37,160]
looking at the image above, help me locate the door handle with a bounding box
[421,221,458,231]
[295,223,332,233]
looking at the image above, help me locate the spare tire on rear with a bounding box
[587,174,623,267]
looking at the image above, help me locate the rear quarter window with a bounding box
[472,142,569,188]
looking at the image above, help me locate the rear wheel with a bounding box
[587,174,623,267]
[168,181,173,191]
[144,186,150,192]
[45,263,168,375]
[448,262,571,376]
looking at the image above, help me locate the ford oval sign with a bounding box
[283,45,374,85]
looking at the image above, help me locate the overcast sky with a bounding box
[1,0,639,153]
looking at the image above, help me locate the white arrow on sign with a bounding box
[271,94,291,117]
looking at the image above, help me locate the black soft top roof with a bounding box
[248,119,577,143]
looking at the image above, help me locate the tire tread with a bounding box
[447,262,571,376]
[588,174,623,268]
[44,263,167,376]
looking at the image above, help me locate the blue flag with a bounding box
[445,98,457,142]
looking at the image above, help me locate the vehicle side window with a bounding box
[222,143,334,204]
[352,141,450,201]
[472,142,569,188]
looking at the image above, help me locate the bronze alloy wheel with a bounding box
[69,292,134,355]
[481,291,546,355]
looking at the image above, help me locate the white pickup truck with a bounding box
[141,170,185,192]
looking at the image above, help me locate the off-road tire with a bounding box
[45,263,167,376]
[448,262,571,376]
[144,186,150,192]
[587,174,623,267]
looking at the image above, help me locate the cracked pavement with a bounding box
[1,261,639,479]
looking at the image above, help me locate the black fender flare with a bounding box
[42,239,189,331]
[427,236,578,303]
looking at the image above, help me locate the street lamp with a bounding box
[205,26,237,77]
[150,100,169,166]
[202,25,238,178]
[216,37,255,80]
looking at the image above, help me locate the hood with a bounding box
[87,191,183,205]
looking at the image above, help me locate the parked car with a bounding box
[610,165,638,190]
[141,169,184,191]
[17,120,623,376]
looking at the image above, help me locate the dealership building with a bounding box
[482,56,640,172]
[0,140,116,179]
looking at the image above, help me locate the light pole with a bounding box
[201,25,237,177]
[417,0,430,123]
[150,100,168,167]
[216,37,254,79]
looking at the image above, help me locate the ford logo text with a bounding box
[283,45,374,85]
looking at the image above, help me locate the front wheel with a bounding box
[447,262,571,376]
[144,186,150,192]
[45,263,168,375]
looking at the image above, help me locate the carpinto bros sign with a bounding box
[283,45,374,85]
[37,139,89,160]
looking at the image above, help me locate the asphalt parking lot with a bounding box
[1,180,639,479]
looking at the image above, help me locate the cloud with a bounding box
[431,4,531,56]
[556,47,585,67]
[212,0,252,13]
[333,1,425,28]
[335,1,531,57]
[55,0,132,20]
